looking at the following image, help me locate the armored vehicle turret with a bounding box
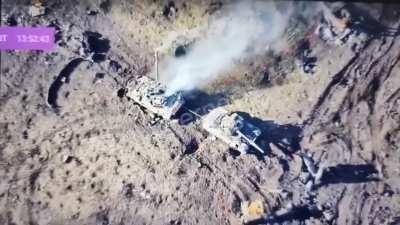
[202,107,264,154]
[126,76,184,119]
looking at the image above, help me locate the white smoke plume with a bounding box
[161,1,294,95]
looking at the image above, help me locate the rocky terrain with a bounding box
[1,1,400,225]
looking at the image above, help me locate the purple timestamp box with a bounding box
[0,27,55,51]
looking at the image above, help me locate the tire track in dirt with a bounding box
[47,58,85,111]
[302,22,400,225]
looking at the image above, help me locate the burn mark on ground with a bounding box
[47,58,85,111]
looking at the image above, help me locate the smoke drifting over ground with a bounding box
[161,1,293,95]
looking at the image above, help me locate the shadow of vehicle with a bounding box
[345,3,400,37]
[235,112,303,158]
[174,90,229,125]
[245,205,322,225]
[173,95,302,159]
[269,205,323,224]
[319,164,380,186]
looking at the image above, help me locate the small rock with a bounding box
[109,60,122,73]
[305,180,314,192]
[269,142,286,158]
[87,9,99,16]
[96,210,109,225]
[299,171,311,184]
[94,73,105,83]
[241,200,265,221]
[6,16,18,26]
[121,183,134,198]
[29,5,46,17]
[163,1,177,20]
[323,208,336,222]
[62,155,73,163]
[139,191,151,199]
[280,190,291,200]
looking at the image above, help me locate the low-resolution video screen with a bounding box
[1,1,399,225]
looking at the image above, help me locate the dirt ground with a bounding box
[1,1,400,225]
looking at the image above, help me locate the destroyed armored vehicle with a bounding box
[202,107,264,154]
[126,76,184,119]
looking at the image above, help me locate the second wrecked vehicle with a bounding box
[126,76,185,119]
[202,107,264,154]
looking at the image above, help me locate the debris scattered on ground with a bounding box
[300,152,325,192]
[295,40,317,74]
[316,4,353,45]
[241,200,265,221]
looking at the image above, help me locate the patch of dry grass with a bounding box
[226,67,332,124]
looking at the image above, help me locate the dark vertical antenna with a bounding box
[155,50,159,82]
[0,0,2,93]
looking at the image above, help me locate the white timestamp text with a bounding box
[16,35,50,43]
